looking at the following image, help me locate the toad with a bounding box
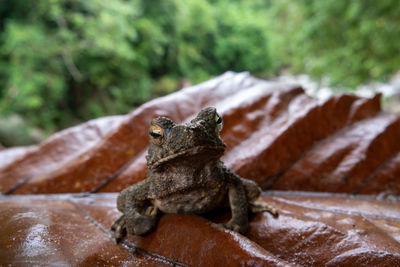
[111,107,277,242]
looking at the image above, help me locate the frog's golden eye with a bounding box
[215,113,223,124]
[149,125,164,144]
[215,113,223,131]
[216,115,222,124]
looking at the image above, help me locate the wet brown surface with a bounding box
[0,116,125,194]
[0,72,397,195]
[1,192,399,266]
[0,145,36,167]
[273,114,400,193]
[250,193,400,266]
[1,72,400,265]
[0,194,174,266]
[358,152,400,195]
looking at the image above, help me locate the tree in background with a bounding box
[1,0,399,146]
[268,0,400,88]
[0,0,271,137]
[0,0,168,131]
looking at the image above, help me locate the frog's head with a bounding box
[146,107,226,170]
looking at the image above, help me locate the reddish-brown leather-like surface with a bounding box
[1,192,399,266]
[1,72,400,266]
[0,116,126,193]
[0,72,396,195]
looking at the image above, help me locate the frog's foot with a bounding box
[125,213,157,236]
[250,201,278,217]
[111,215,127,243]
[223,219,248,235]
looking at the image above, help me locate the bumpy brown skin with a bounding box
[111,107,277,242]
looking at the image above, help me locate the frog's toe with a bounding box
[223,220,248,235]
[126,214,157,236]
[250,202,279,217]
[111,215,127,243]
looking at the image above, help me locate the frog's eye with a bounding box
[215,113,223,131]
[149,125,164,144]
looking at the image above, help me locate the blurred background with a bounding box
[0,0,399,147]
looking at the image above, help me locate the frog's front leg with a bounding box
[111,180,157,242]
[223,175,249,235]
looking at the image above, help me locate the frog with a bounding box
[111,107,278,242]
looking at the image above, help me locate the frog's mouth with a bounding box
[150,145,226,170]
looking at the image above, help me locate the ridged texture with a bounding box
[0,72,396,195]
[1,72,399,265]
[0,192,399,266]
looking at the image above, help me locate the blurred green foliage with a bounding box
[0,0,271,135]
[267,0,400,88]
[0,0,399,144]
